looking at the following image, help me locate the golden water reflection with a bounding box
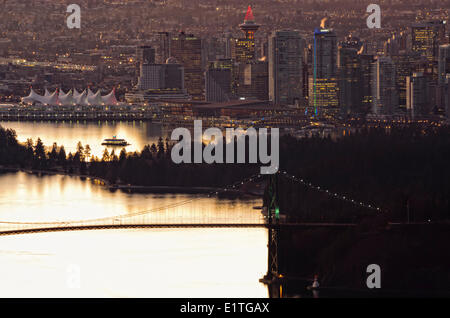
[0,121,172,158]
[0,171,268,297]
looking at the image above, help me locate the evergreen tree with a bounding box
[58,146,67,165]
[84,144,91,162]
[34,138,46,162]
[102,148,110,162]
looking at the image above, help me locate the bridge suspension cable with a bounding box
[0,169,385,234]
[277,170,385,212]
[0,173,263,227]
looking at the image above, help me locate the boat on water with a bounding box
[307,275,320,290]
[101,136,130,146]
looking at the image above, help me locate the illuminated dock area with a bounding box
[0,104,156,121]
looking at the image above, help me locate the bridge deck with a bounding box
[0,223,357,236]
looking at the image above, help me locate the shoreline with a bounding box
[0,165,262,197]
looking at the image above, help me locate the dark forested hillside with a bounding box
[1,124,449,222]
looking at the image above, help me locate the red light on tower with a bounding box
[244,5,254,22]
[239,5,259,40]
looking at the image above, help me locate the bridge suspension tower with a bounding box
[261,172,281,285]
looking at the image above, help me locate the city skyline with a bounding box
[0,0,450,301]
[0,2,449,121]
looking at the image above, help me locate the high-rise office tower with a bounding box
[208,58,238,95]
[137,46,156,65]
[206,68,232,102]
[341,35,363,51]
[204,37,228,62]
[445,74,450,119]
[385,32,409,56]
[268,30,304,106]
[384,35,400,56]
[392,52,420,110]
[437,45,450,112]
[261,41,268,60]
[314,29,337,79]
[360,54,376,114]
[338,46,363,115]
[236,61,268,100]
[411,21,446,87]
[311,28,338,112]
[232,6,259,64]
[222,32,233,59]
[372,56,398,115]
[170,32,204,100]
[135,46,156,86]
[438,44,450,85]
[137,59,184,91]
[205,59,234,102]
[126,57,189,103]
[406,72,430,117]
[157,32,170,64]
[412,21,446,61]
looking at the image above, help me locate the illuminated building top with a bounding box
[239,6,260,40]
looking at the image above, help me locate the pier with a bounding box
[0,104,156,121]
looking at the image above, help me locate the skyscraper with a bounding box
[372,57,398,115]
[206,69,232,102]
[437,45,450,113]
[311,28,338,112]
[268,30,304,106]
[445,74,450,119]
[137,46,156,65]
[406,72,430,117]
[205,60,233,102]
[137,59,184,91]
[157,32,171,64]
[232,6,259,64]
[239,6,259,40]
[135,46,156,86]
[391,52,420,110]
[360,54,376,114]
[338,46,362,115]
[170,32,204,100]
[438,44,450,85]
[314,29,337,79]
[236,61,268,101]
[126,57,189,103]
[412,21,446,61]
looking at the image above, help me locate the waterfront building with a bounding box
[22,87,118,106]
[124,89,190,103]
